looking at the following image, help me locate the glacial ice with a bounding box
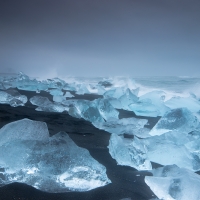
[0,89,27,107]
[30,96,65,112]
[165,96,200,113]
[145,165,200,200]
[94,117,151,138]
[149,108,199,136]
[0,118,49,146]
[108,134,152,170]
[64,91,74,98]
[118,88,138,110]
[95,98,119,121]
[49,89,64,96]
[129,91,169,117]
[0,120,111,192]
[68,100,105,123]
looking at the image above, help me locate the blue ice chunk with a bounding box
[119,88,138,110]
[96,98,119,121]
[0,130,111,192]
[68,100,104,123]
[129,91,169,117]
[165,96,200,113]
[94,117,150,138]
[30,96,65,112]
[49,89,64,96]
[145,165,200,200]
[149,108,199,136]
[76,84,90,95]
[108,134,152,170]
[53,95,66,103]
[0,90,27,107]
[64,91,74,98]
[0,118,49,146]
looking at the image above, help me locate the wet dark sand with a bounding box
[0,90,160,200]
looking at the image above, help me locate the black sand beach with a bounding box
[0,90,159,200]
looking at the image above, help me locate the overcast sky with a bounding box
[0,0,200,78]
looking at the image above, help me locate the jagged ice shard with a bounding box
[94,117,151,138]
[108,134,152,170]
[0,89,27,107]
[30,96,65,113]
[145,165,200,200]
[149,108,199,136]
[0,119,111,192]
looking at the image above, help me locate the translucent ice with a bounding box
[108,134,152,170]
[165,96,200,113]
[49,89,64,96]
[149,108,199,136]
[129,91,169,117]
[0,118,49,146]
[95,98,119,121]
[0,126,111,192]
[64,91,74,98]
[68,100,104,123]
[0,89,27,107]
[119,88,138,110]
[145,165,200,200]
[94,117,150,138]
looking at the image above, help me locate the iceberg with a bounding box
[0,89,27,107]
[149,108,199,136]
[145,165,200,200]
[30,96,65,112]
[0,118,49,146]
[165,96,200,113]
[129,91,169,117]
[118,88,138,110]
[108,134,152,170]
[0,120,111,192]
[95,98,119,121]
[94,117,150,138]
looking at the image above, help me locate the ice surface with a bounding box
[30,96,65,112]
[0,123,111,192]
[49,89,64,96]
[129,91,169,117]
[53,95,66,103]
[0,89,27,107]
[95,98,119,121]
[118,88,138,110]
[94,117,151,138]
[165,96,200,113]
[64,91,74,98]
[145,165,200,200]
[108,134,152,170]
[149,108,199,136]
[0,118,49,146]
[68,100,105,123]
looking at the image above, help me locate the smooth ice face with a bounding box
[0,90,27,107]
[0,118,49,146]
[118,88,138,110]
[94,117,151,138]
[49,89,64,96]
[129,91,169,117]
[108,134,152,170]
[149,108,199,136]
[64,91,74,98]
[95,98,119,121]
[145,165,200,200]
[30,96,65,112]
[68,100,105,123]
[165,96,200,113]
[0,130,111,192]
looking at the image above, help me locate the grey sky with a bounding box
[0,0,200,78]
